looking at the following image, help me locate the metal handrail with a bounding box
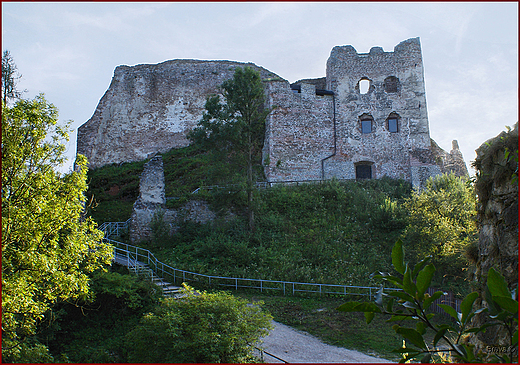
[105,237,400,299]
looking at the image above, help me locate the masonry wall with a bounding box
[77,60,278,169]
[263,81,335,181]
[263,37,442,188]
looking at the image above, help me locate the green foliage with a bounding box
[85,159,145,223]
[125,284,273,363]
[337,240,518,363]
[140,178,411,286]
[401,173,477,287]
[188,66,269,229]
[2,50,24,104]
[40,268,162,363]
[1,95,113,361]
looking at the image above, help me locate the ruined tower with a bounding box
[263,37,442,188]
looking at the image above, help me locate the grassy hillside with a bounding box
[86,149,412,286]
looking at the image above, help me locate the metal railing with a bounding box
[106,237,399,300]
[99,219,131,238]
[101,221,460,318]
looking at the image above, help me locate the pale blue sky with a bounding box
[2,2,518,174]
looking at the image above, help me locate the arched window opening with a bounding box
[359,113,374,134]
[358,79,370,94]
[387,113,399,133]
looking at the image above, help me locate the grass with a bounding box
[232,291,456,362]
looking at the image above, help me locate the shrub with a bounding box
[125,284,273,363]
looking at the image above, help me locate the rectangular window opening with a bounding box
[361,120,372,134]
[388,118,398,133]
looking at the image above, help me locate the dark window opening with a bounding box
[388,118,398,133]
[384,76,399,93]
[356,164,372,179]
[361,120,373,134]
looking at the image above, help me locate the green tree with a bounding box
[125,284,273,363]
[2,50,24,104]
[1,95,113,361]
[188,66,268,230]
[401,173,477,284]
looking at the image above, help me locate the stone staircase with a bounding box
[127,261,183,298]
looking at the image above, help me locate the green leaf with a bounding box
[493,296,519,313]
[381,276,404,289]
[438,304,460,323]
[387,315,414,322]
[412,256,431,278]
[386,297,395,313]
[392,238,405,275]
[388,291,416,303]
[460,292,479,324]
[416,264,435,299]
[402,265,417,296]
[433,327,448,347]
[364,311,375,324]
[421,353,432,363]
[395,327,427,350]
[416,321,426,335]
[424,291,443,310]
[487,267,512,298]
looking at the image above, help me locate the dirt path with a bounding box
[257,321,392,363]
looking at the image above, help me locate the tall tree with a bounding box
[2,50,24,104]
[1,94,113,361]
[188,66,268,230]
[401,173,477,284]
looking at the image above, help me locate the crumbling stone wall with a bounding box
[78,38,467,189]
[263,38,450,189]
[470,123,518,352]
[77,60,278,169]
[129,154,216,243]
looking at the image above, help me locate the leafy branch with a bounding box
[337,239,518,363]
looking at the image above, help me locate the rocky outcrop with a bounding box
[431,139,469,177]
[469,123,518,352]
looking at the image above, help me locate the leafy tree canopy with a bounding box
[1,94,113,361]
[401,173,477,284]
[188,66,268,229]
[2,50,24,104]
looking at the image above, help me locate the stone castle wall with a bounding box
[77,60,278,169]
[77,38,468,188]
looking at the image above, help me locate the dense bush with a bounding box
[125,285,273,363]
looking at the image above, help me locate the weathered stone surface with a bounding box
[78,38,467,189]
[431,139,469,177]
[469,123,518,353]
[77,60,279,169]
[262,38,462,189]
[129,154,218,243]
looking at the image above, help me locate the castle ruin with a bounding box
[77,38,467,188]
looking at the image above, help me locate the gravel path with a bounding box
[257,321,392,363]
